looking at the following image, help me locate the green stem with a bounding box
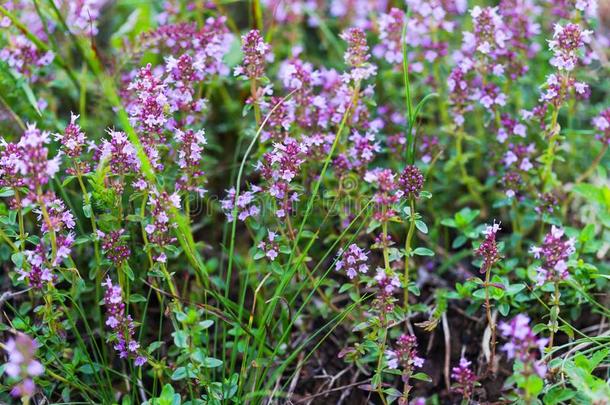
[403,198,416,312]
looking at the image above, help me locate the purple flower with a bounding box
[175,128,207,197]
[399,165,424,199]
[548,23,592,71]
[221,185,261,222]
[98,229,131,265]
[102,277,147,366]
[340,27,377,81]
[234,30,271,80]
[374,8,405,64]
[475,221,501,274]
[499,314,547,377]
[99,129,140,192]
[385,334,424,376]
[451,357,477,398]
[3,332,44,398]
[335,244,369,279]
[592,108,610,145]
[530,225,575,286]
[146,189,179,261]
[258,230,280,261]
[142,17,232,78]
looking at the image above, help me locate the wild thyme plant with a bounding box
[0,1,608,404]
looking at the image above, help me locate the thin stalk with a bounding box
[403,198,416,312]
[484,268,496,372]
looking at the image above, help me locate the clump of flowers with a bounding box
[340,27,377,81]
[175,128,208,197]
[592,108,610,144]
[530,225,575,286]
[2,332,44,398]
[335,244,369,279]
[451,356,477,400]
[221,185,261,222]
[99,129,140,193]
[234,29,271,80]
[98,229,131,265]
[499,314,548,377]
[102,277,147,366]
[258,230,279,261]
[399,165,424,199]
[475,221,501,274]
[386,334,424,404]
[548,23,592,72]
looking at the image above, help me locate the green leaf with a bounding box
[172,330,188,348]
[201,357,223,368]
[413,247,434,256]
[506,283,526,295]
[411,372,432,382]
[543,387,576,405]
[129,294,147,303]
[415,220,428,234]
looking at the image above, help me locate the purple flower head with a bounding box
[258,230,280,261]
[102,277,147,366]
[175,128,207,197]
[221,185,261,222]
[499,314,547,377]
[55,113,87,160]
[5,124,62,193]
[451,356,477,398]
[99,129,140,192]
[592,108,610,145]
[340,27,377,81]
[530,226,575,286]
[385,334,424,377]
[548,23,592,71]
[146,188,179,258]
[374,8,405,64]
[464,6,509,56]
[475,221,501,274]
[234,30,270,80]
[335,244,369,279]
[399,165,424,199]
[98,229,131,265]
[142,17,232,78]
[127,64,168,136]
[3,332,44,398]
[364,168,402,221]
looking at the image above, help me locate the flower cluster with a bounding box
[592,108,610,144]
[475,221,501,274]
[499,314,547,377]
[451,357,477,399]
[102,277,147,366]
[146,189,180,263]
[258,230,279,261]
[234,30,271,80]
[340,27,376,81]
[142,17,232,78]
[335,244,369,279]
[2,333,44,398]
[373,8,405,64]
[98,229,131,265]
[386,334,424,381]
[258,137,307,218]
[175,128,207,197]
[548,23,593,72]
[99,130,140,192]
[399,165,424,199]
[221,186,261,222]
[530,226,575,286]
[364,168,402,221]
